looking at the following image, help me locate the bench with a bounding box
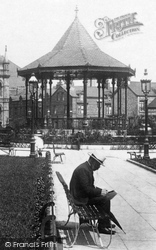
[127,151,142,160]
[56,171,115,248]
[0,146,14,156]
[52,143,65,163]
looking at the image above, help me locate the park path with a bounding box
[1,147,156,249]
[52,149,156,250]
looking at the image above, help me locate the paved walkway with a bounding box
[1,147,156,249]
[52,149,156,250]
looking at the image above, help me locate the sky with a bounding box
[0,0,156,82]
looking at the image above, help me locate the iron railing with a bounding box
[33,116,127,131]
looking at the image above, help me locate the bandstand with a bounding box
[18,12,135,131]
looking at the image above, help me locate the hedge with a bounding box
[0,156,49,246]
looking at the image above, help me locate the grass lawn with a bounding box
[0,155,48,240]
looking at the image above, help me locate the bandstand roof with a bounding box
[18,15,135,79]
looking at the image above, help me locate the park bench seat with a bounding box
[127,151,142,160]
[55,171,113,248]
[52,144,65,163]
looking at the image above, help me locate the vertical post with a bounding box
[102,79,105,118]
[29,73,38,158]
[66,73,70,129]
[124,77,127,119]
[49,79,52,116]
[45,79,47,116]
[112,77,115,116]
[97,78,101,118]
[30,94,36,157]
[140,69,151,159]
[144,94,149,159]
[117,78,121,134]
[41,79,44,118]
[49,79,52,128]
[145,95,148,136]
[36,83,38,120]
[117,78,120,116]
[83,74,87,118]
[119,82,122,115]
[25,77,29,119]
[124,77,128,129]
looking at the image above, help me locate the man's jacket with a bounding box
[69,161,102,204]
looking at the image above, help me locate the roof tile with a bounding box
[20,17,131,71]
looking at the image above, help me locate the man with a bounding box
[69,152,116,235]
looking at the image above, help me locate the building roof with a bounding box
[148,97,156,109]
[0,47,25,98]
[74,86,111,97]
[9,88,26,100]
[0,55,5,63]
[128,81,156,96]
[8,60,26,100]
[52,85,78,98]
[9,60,25,88]
[52,84,111,99]
[18,16,134,77]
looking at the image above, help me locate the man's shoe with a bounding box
[98,227,116,235]
[99,223,116,229]
[107,223,116,229]
[80,218,90,225]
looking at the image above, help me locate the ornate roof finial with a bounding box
[4,45,8,63]
[144,69,148,75]
[75,5,79,18]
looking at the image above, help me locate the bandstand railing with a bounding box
[35,116,127,131]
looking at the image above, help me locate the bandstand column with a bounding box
[117,78,121,134]
[43,79,48,128]
[66,73,71,128]
[112,77,115,116]
[119,79,122,116]
[83,74,87,118]
[41,78,44,118]
[25,77,29,118]
[102,78,106,118]
[117,78,122,116]
[49,79,52,115]
[44,79,47,116]
[124,77,128,128]
[97,78,101,118]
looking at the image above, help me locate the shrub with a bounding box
[133,157,156,170]
[0,156,48,241]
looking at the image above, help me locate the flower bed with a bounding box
[133,157,156,170]
[0,156,49,244]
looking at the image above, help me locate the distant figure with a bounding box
[35,135,44,149]
[38,148,42,157]
[35,135,44,157]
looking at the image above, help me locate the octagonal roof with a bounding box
[18,15,135,78]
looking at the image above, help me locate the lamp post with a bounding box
[29,73,38,157]
[141,69,151,159]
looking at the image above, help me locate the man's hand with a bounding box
[101,189,108,196]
